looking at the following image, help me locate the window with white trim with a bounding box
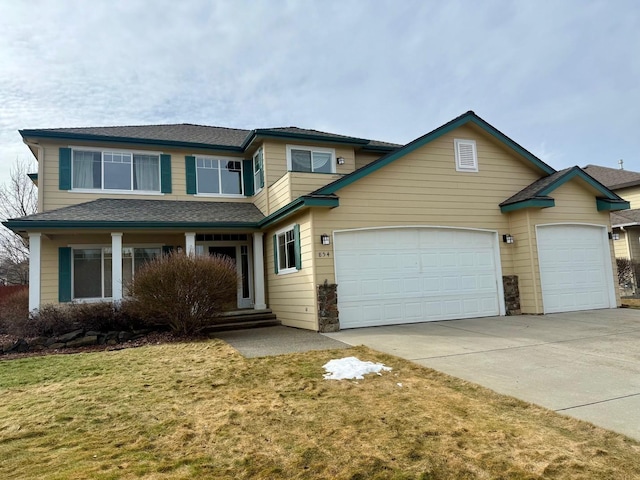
[72,247,161,299]
[274,224,300,274]
[454,139,478,172]
[72,149,161,191]
[196,156,243,195]
[286,145,335,173]
[253,148,264,192]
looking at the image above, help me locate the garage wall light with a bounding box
[502,234,514,244]
[320,234,331,245]
[336,157,345,165]
[609,232,620,240]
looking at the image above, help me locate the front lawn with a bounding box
[1,340,638,479]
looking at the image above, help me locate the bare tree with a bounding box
[0,158,37,285]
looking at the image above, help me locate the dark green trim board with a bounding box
[27,173,38,185]
[313,111,556,196]
[241,130,369,150]
[273,235,278,274]
[185,156,196,194]
[58,247,72,302]
[596,198,630,211]
[242,160,254,196]
[160,154,172,193]
[293,224,301,270]
[500,198,555,213]
[59,147,71,190]
[258,195,339,228]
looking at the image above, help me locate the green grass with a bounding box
[1,339,639,479]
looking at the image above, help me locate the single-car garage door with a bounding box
[537,224,616,313]
[334,227,503,329]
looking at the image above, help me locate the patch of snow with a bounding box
[322,356,392,380]
[397,383,403,387]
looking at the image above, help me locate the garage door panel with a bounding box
[537,225,614,314]
[336,228,501,328]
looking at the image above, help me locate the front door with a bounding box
[209,246,252,309]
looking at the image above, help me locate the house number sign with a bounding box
[317,252,331,258]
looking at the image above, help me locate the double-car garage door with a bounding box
[334,228,503,329]
[334,225,616,329]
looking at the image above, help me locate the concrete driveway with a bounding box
[324,309,640,440]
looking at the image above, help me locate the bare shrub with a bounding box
[0,288,29,334]
[616,257,635,288]
[128,252,238,335]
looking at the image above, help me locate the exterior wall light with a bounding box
[502,234,514,244]
[609,232,620,240]
[336,157,345,165]
[321,234,331,245]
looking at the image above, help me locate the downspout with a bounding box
[526,209,541,313]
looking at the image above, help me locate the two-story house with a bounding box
[4,112,629,331]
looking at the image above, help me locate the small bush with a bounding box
[128,252,238,335]
[0,288,29,334]
[617,257,636,288]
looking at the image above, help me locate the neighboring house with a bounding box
[3,112,629,332]
[583,164,640,283]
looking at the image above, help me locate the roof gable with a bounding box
[313,111,556,196]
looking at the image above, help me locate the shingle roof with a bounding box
[611,209,640,227]
[10,198,264,224]
[499,168,572,206]
[20,123,400,150]
[583,164,640,190]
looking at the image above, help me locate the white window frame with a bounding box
[70,146,163,194]
[286,145,336,174]
[70,244,161,301]
[275,224,298,275]
[194,155,244,197]
[253,148,264,193]
[454,139,478,172]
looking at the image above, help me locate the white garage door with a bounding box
[537,224,615,313]
[334,228,503,329]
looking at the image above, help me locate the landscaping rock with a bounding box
[45,337,59,347]
[30,344,46,351]
[66,336,98,348]
[106,338,117,346]
[85,331,101,337]
[58,329,84,343]
[7,338,29,353]
[97,334,106,345]
[30,337,49,346]
[118,331,133,342]
[48,343,66,350]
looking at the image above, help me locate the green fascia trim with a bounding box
[314,111,555,196]
[258,196,339,228]
[2,220,259,232]
[241,130,369,150]
[500,198,555,213]
[539,167,622,200]
[360,144,399,153]
[27,173,38,185]
[596,198,630,211]
[19,130,245,154]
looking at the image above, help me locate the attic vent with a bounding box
[454,139,478,172]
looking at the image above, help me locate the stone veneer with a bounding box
[502,275,521,315]
[317,280,339,333]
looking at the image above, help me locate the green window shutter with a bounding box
[294,224,301,270]
[185,155,196,194]
[162,245,174,255]
[160,154,172,193]
[273,234,279,274]
[59,147,72,190]
[58,247,72,302]
[242,159,254,196]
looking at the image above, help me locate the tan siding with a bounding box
[289,173,342,199]
[613,229,630,259]
[40,141,252,212]
[355,151,384,170]
[615,186,640,208]
[312,125,544,286]
[268,174,291,213]
[265,212,318,330]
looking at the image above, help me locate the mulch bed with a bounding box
[0,331,191,362]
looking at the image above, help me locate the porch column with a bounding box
[28,232,41,312]
[185,232,196,255]
[111,233,123,301]
[252,232,267,309]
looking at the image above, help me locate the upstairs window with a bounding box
[286,145,335,173]
[454,139,478,172]
[253,148,264,192]
[196,157,243,195]
[72,149,160,191]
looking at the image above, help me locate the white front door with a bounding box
[334,227,504,329]
[536,224,616,313]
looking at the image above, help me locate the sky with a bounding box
[0,0,639,189]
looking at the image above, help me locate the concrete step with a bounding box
[204,310,280,333]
